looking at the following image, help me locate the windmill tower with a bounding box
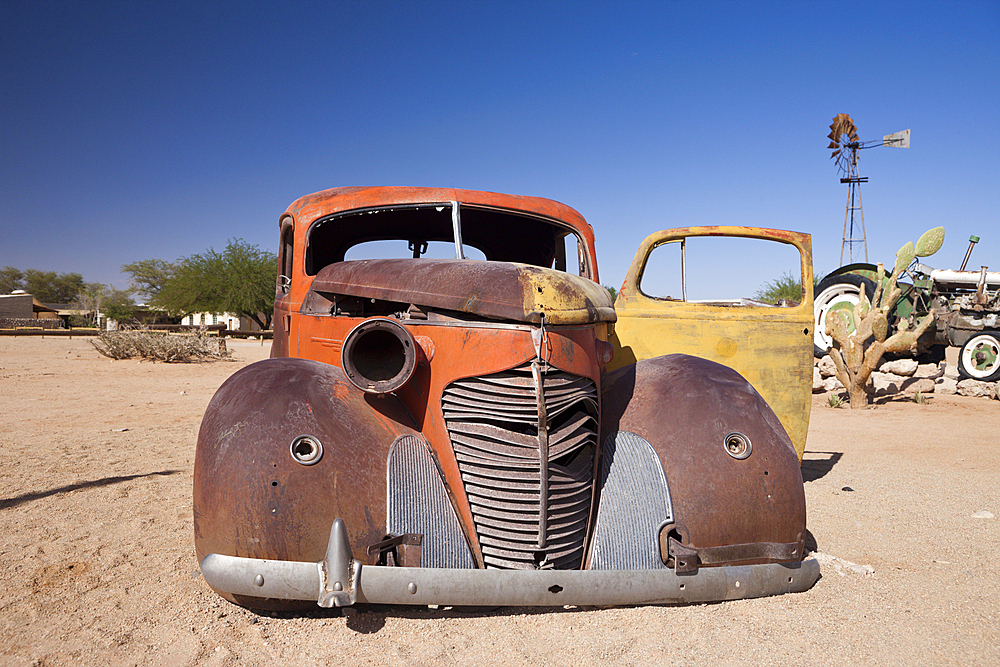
[827,114,910,265]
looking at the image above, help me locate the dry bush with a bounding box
[92,328,232,363]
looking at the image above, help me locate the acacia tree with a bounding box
[150,239,277,330]
[120,259,176,302]
[1,267,25,294]
[71,283,136,327]
[16,269,86,303]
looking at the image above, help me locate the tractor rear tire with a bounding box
[813,274,877,358]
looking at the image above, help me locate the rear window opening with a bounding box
[346,240,487,262]
[305,203,588,277]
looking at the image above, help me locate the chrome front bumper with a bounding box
[200,519,820,608]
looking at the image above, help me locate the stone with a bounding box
[936,376,958,395]
[822,377,844,392]
[942,362,960,380]
[915,363,942,379]
[817,355,837,378]
[957,379,997,399]
[902,377,935,395]
[879,359,918,376]
[971,511,995,520]
[871,371,903,395]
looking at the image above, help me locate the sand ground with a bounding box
[1,336,997,666]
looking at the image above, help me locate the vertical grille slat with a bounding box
[443,361,598,570]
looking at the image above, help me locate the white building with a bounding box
[180,312,262,331]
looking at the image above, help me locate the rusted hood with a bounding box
[311,259,616,325]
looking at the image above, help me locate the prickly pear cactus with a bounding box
[825,227,944,408]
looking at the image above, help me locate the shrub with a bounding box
[92,328,232,363]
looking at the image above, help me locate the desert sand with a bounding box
[1,336,997,666]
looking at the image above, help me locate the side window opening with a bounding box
[639,236,804,307]
[553,235,567,272]
[278,218,294,293]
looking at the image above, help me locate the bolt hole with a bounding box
[548,585,563,594]
[290,435,323,465]
[723,432,752,459]
[270,480,278,487]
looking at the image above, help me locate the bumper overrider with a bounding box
[201,518,820,608]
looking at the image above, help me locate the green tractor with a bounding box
[813,234,1000,382]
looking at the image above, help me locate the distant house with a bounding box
[180,312,264,332]
[0,291,63,328]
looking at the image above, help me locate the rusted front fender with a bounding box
[600,354,806,568]
[193,358,418,608]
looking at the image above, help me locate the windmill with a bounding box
[827,114,910,265]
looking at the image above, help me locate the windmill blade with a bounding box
[831,149,841,161]
[829,113,859,143]
[828,141,839,149]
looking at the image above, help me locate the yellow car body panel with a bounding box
[608,226,814,460]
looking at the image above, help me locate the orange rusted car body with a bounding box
[194,187,818,610]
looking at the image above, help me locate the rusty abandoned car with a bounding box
[194,186,820,609]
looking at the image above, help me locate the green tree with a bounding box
[102,288,137,324]
[1,266,25,294]
[754,271,820,305]
[70,283,135,327]
[120,259,176,302]
[603,284,618,302]
[151,239,277,330]
[22,270,86,303]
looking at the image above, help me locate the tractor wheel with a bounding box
[813,274,877,358]
[958,332,1000,382]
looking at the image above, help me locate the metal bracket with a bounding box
[667,536,804,575]
[366,533,423,568]
[668,538,701,574]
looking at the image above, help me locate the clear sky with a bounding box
[2,1,997,298]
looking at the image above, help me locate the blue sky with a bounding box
[2,1,997,299]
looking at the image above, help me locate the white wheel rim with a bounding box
[814,283,863,352]
[960,334,1000,379]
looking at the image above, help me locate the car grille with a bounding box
[441,362,598,569]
